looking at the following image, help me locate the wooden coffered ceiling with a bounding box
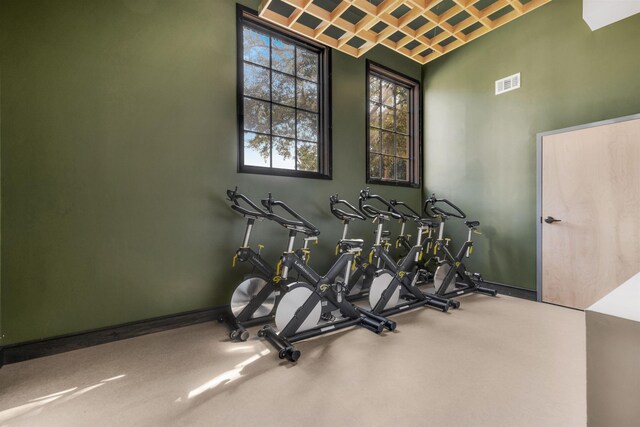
[258,0,552,64]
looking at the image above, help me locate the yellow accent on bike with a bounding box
[335,244,340,256]
[473,230,482,235]
[232,254,238,268]
[469,246,473,255]
[276,259,283,275]
[301,248,311,264]
[455,261,461,267]
[273,275,281,283]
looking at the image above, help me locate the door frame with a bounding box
[536,113,640,303]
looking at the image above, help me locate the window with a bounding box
[237,6,331,178]
[366,61,420,187]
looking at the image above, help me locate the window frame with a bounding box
[237,5,332,179]
[365,60,421,188]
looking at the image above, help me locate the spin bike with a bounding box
[424,195,498,299]
[257,193,395,362]
[358,189,454,314]
[388,198,439,275]
[329,194,377,299]
[224,188,314,341]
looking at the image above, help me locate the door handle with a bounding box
[544,216,562,224]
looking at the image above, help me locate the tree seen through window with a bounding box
[241,23,321,173]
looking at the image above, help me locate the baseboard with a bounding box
[481,281,537,301]
[1,306,230,367]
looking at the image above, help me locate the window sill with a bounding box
[239,165,332,180]
[366,178,420,188]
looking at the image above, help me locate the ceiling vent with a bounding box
[495,73,521,95]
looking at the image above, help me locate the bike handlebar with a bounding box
[423,194,466,219]
[389,199,421,220]
[358,188,404,220]
[261,193,321,236]
[226,187,271,218]
[329,194,366,222]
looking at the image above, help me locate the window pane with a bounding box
[297,111,318,142]
[244,63,270,100]
[369,128,381,153]
[369,153,381,178]
[396,86,409,111]
[396,109,409,134]
[381,155,395,180]
[296,49,318,82]
[273,137,295,169]
[381,131,394,155]
[381,105,394,131]
[272,105,295,138]
[366,64,417,184]
[272,38,295,74]
[243,27,270,67]
[369,76,381,102]
[272,72,295,106]
[381,80,394,106]
[239,18,326,176]
[296,79,318,112]
[396,158,408,182]
[297,141,318,171]
[397,135,409,158]
[244,132,270,167]
[369,103,381,128]
[243,97,270,134]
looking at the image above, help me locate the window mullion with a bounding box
[268,34,273,168]
[294,46,298,171]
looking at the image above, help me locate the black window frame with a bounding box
[366,60,421,188]
[237,5,332,179]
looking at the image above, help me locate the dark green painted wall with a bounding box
[0,0,421,345]
[422,0,640,290]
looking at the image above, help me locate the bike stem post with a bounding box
[242,218,255,248]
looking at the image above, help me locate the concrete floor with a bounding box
[0,295,586,427]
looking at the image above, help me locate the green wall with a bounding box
[0,0,421,345]
[422,0,640,289]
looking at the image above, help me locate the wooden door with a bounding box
[541,118,640,309]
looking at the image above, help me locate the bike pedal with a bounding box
[320,313,336,322]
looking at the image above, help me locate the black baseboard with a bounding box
[0,306,230,367]
[481,281,537,301]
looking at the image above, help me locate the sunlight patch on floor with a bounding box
[187,349,270,400]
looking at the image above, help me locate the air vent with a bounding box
[495,73,520,95]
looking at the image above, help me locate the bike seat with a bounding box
[464,220,480,228]
[415,217,437,228]
[339,239,364,250]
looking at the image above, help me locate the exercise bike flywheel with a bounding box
[433,264,452,294]
[230,276,276,319]
[274,282,321,333]
[368,270,400,311]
